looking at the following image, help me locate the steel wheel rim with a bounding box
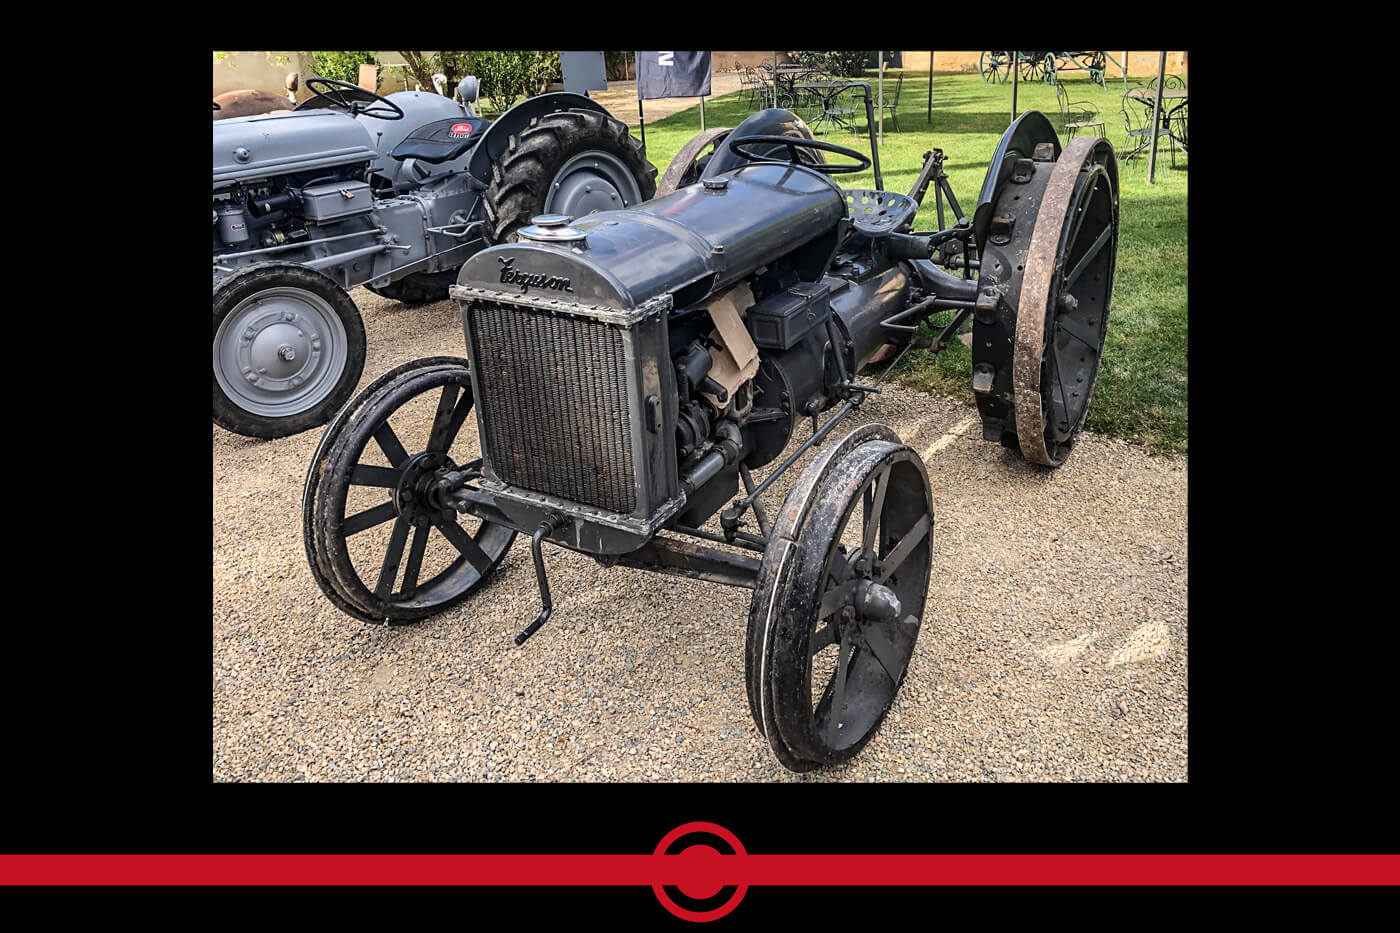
[214,285,348,417]
[544,150,644,216]
[1014,137,1119,465]
[806,452,931,753]
[318,369,514,620]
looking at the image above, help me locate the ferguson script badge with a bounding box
[498,256,573,294]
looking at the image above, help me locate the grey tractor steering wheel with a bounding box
[726,134,870,175]
[304,77,405,121]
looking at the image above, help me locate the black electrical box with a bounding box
[745,281,832,351]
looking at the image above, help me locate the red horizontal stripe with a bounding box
[2,854,1396,886]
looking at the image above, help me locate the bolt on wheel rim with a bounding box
[214,286,348,417]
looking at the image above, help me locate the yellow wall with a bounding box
[213,51,439,101]
[899,51,1187,79]
[214,51,1188,99]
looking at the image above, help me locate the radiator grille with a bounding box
[468,301,636,515]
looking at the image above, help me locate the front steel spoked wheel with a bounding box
[305,360,516,624]
[748,436,933,771]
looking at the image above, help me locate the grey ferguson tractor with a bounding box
[301,103,1119,772]
[212,76,657,438]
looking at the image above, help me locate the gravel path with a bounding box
[213,289,1187,782]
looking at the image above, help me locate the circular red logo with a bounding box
[449,122,473,137]
[652,822,747,921]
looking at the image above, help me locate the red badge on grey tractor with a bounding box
[449,123,473,137]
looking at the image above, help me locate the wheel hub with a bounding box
[393,451,458,527]
[241,305,322,388]
[544,151,643,216]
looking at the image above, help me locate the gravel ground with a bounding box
[213,288,1187,782]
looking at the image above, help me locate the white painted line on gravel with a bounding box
[919,415,980,461]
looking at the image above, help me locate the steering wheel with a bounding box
[303,77,405,121]
[725,134,870,175]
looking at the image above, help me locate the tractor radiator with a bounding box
[459,292,679,533]
[468,300,636,514]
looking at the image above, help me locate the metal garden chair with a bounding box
[879,69,904,133]
[1055,81,1105,140]
[1119,85,1175,165]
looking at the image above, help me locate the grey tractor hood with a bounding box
[213,109,378,189]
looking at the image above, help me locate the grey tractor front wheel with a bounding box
[213,264,366,439]
[481,108,657,242]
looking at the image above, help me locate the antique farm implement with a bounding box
[302,107,1119,771]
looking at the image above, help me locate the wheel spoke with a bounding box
[862,464,891,556]
[431,392,475,453]
[373,422,410,467]
[399,524,430,598]
[1056,310,1102,353]
[810,619,839,656]
[1063,224,1112,292]
[342,500,398,537]
[877,514,930,584]
[1050,343,1074,428]
[856,618,911,686]
[819,579,861,619]
[1064,173,1099,262]
[350,464,403,488]
[826,633,854,746]
[375,518,410,597]
[437,516,493,575]
[426,385,468,452]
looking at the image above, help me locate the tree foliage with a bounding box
[787,51,895,77]
[308,51,381,86]
[471,51,561,112]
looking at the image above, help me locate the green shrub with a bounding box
[309,51,380,86]
[472,50,561,111]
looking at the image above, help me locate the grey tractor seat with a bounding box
[390,117,489,164]
[843,189,918,236]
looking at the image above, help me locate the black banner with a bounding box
[635,51,711,100]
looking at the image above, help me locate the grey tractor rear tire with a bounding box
[481,108,656,242]
[364,268,461,306]
[212,264,367,440]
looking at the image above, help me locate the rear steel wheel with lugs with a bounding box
[1013,137,1118,465]
[747,426,933,772]
[304,358,516,624]
[973,135,1118,467]
[481,108,656,242]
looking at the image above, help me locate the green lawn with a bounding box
[632,70,1188,456]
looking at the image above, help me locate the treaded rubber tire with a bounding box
[212,263,366,440]
[364,268,461,306]
[480,108,657,243]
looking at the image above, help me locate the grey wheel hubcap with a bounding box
[544,150,643,216]
[214,285,348,418]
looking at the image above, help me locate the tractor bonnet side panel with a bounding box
[213,110,378,188]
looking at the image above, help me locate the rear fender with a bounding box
[701,108,821,178]
[465,92,614,182]
[971,110,1061,251]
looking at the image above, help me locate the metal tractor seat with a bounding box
[842,188,917,236]
[390,117,489,164]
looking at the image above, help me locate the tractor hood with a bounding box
[452,161,846,312]
[213,109,378,188]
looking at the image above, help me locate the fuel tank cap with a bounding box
[518,214,587,243]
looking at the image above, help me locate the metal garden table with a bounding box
[1121,88,1188,160]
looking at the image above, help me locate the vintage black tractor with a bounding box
[213,77,656,439]
[302,105,1118,772]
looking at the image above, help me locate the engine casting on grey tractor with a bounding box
[212,76,657,439]
[302,104,1120,772]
